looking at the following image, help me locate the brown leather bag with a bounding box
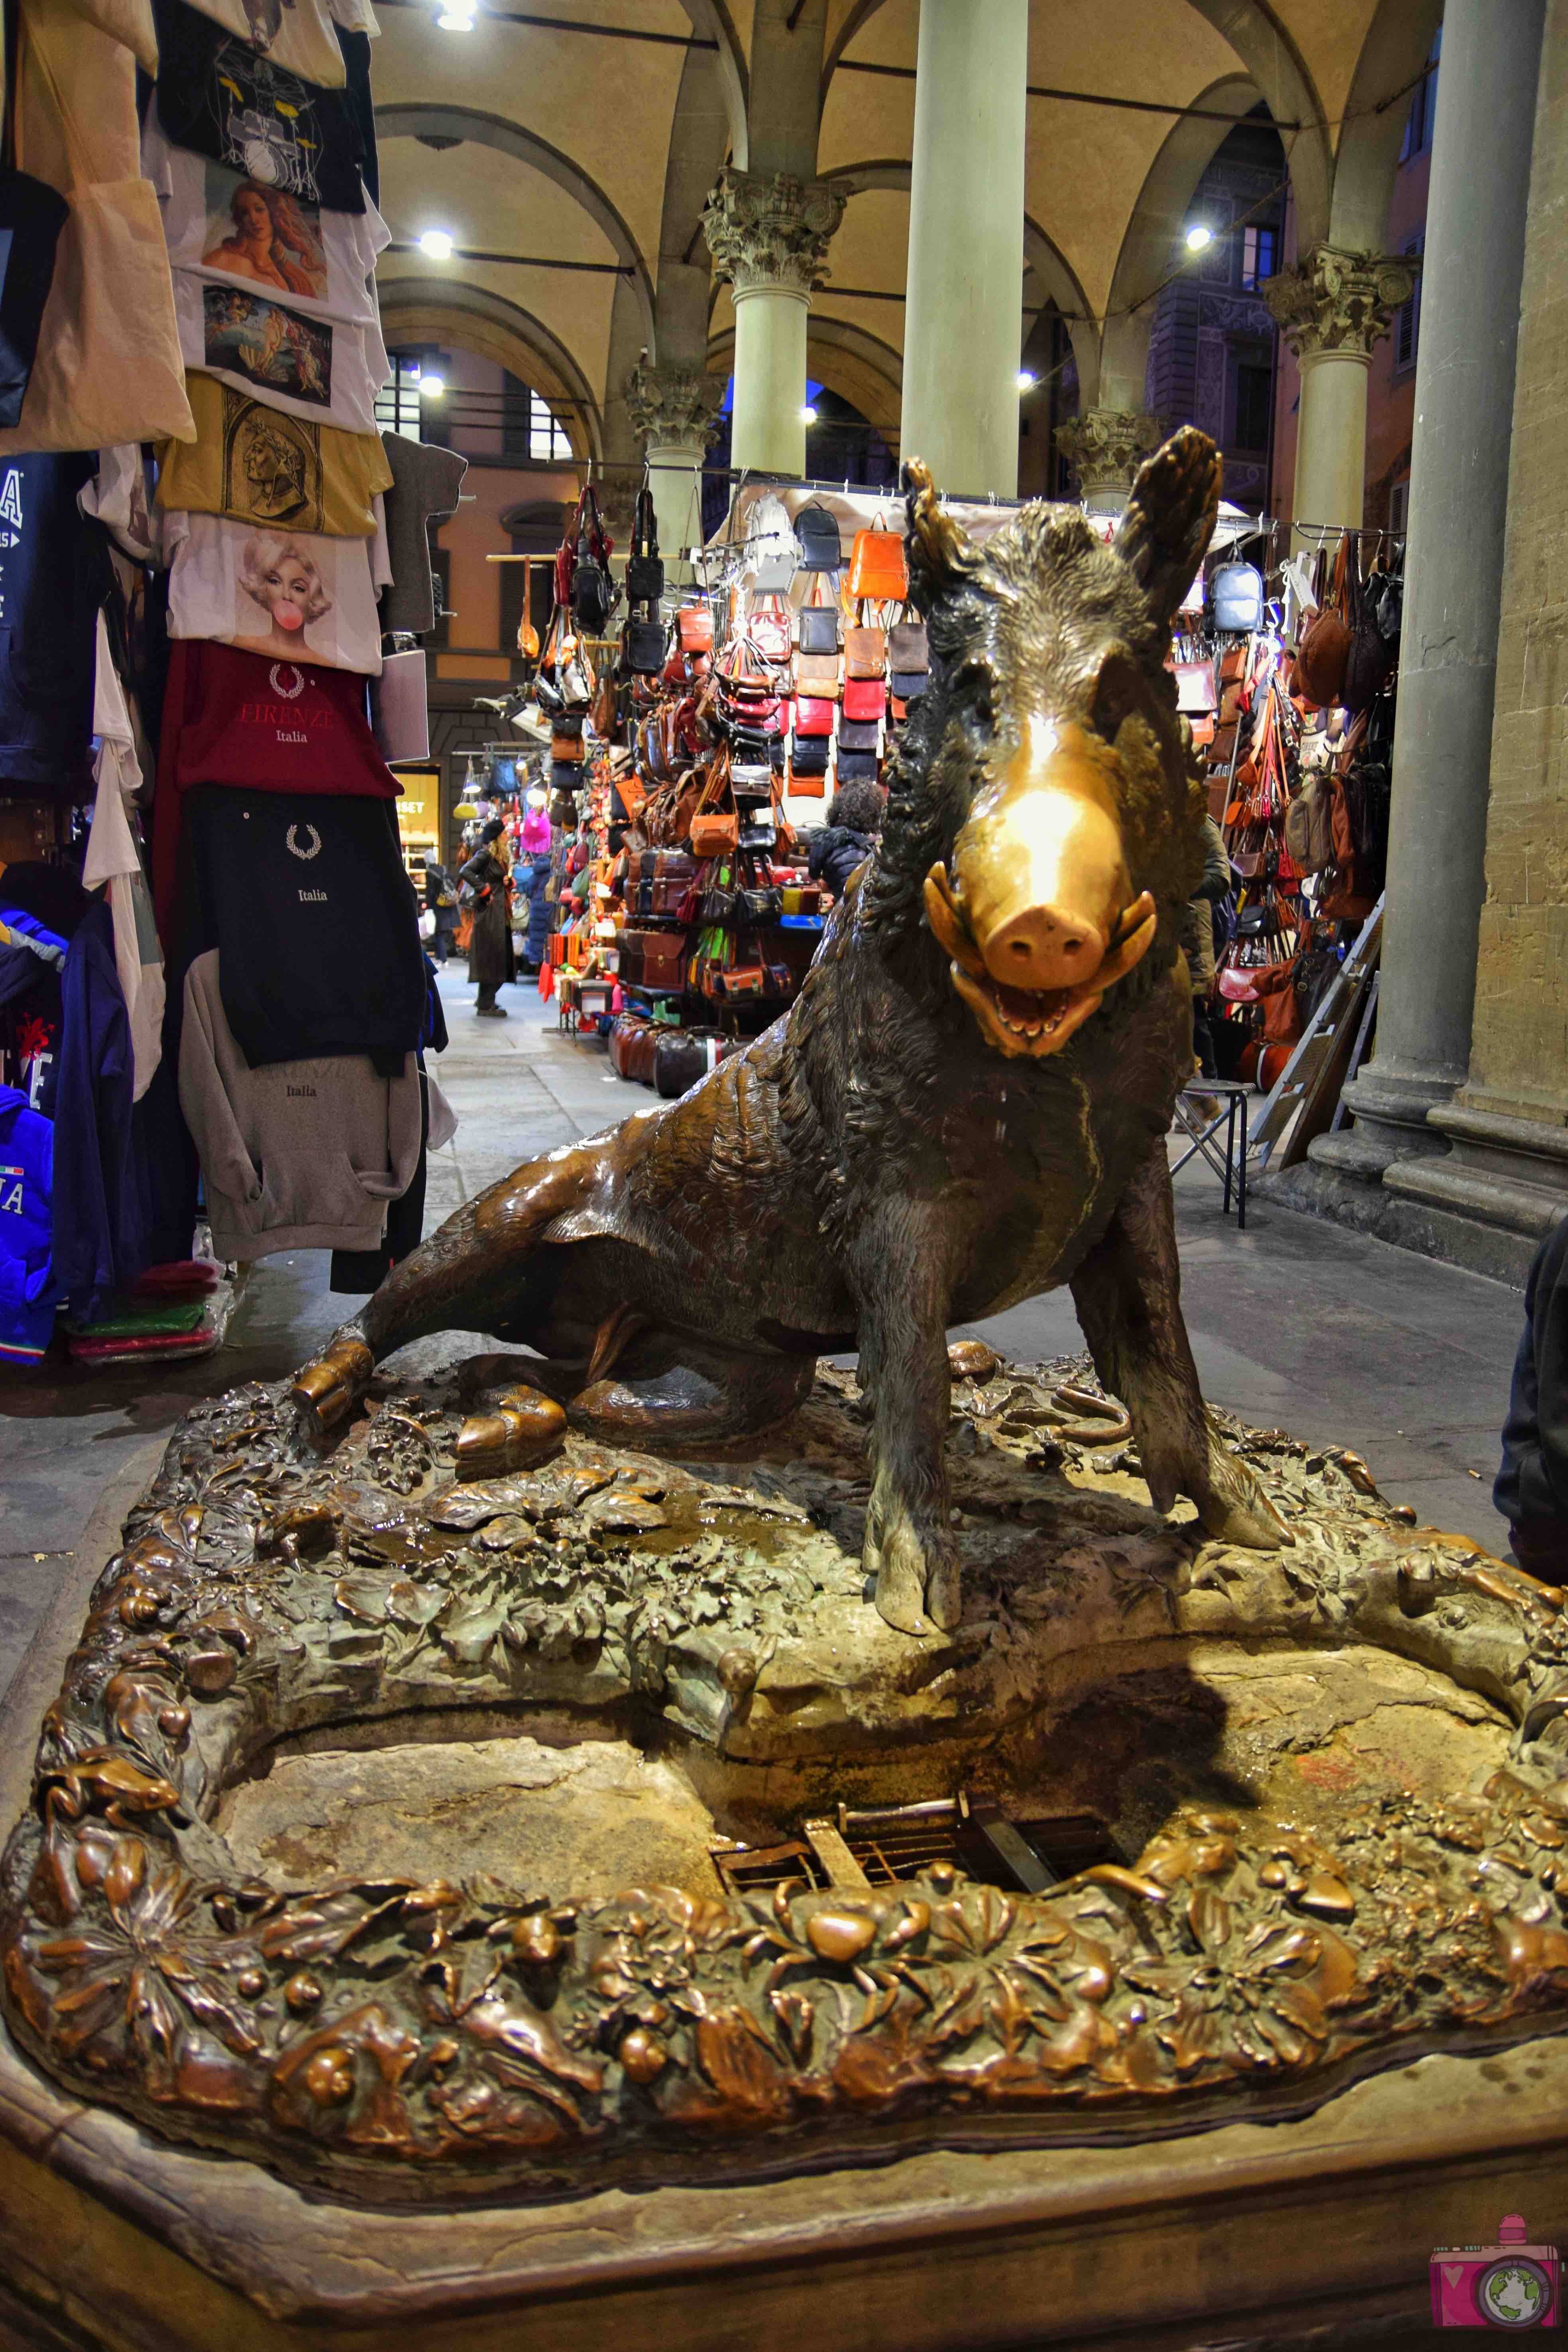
[1341,532,1391,714]
[1295,539,1351,710]
[688,757,739,857]
[844,624,886,680]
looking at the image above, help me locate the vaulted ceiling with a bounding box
[369,0,1440,466]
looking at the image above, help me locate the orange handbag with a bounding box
[689,756,739,857]
[848,515,908,602]
[786,752,826,800]
[677,604,714,655]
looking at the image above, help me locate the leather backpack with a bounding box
[795,501,842,571]
[1294,539,1351,710]
[626,482,663,608]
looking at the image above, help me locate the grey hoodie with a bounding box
[179,951,425,1262]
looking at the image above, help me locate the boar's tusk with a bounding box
[1094,893,1158,990]
[922,866,988,979]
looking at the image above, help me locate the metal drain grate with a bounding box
[711,1799,1124,1897]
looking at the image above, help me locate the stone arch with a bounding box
[374,103,657,349]
[820,0,892,105]
[376,283,603,461]
[704,315,901,446]
[675,0,749,164]
[1177,1,1330,245]
[1327,0,1444,252]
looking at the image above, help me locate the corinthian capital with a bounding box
[702,167,846,301]
[1262,243,1417,362]
[1054,407,1163,498]
[624,359,725,451]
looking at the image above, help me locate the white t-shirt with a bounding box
[143,104,387,326]
[163,507,391,674]
[172,267,388,433]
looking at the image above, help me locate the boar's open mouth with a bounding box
[922,864,1158,1060]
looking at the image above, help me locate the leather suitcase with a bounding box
[654,1027,739,1098]
[621,929,686,987]
[609,1012,656,1082]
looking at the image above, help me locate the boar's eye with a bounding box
[949,657,996,734]
[1088,649,1147,743]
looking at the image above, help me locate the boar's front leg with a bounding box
[850,1204,963,1636]
[1069,1145,1286,1550]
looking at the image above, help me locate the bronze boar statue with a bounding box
[294,425,1284,1634]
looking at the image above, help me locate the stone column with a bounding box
[625,359,725,586]
[1328,0,1544,1202]
[900,0,1028,499]
[703,168,844,478]
[1055,408,1163,515]
[1263,244,1415,550]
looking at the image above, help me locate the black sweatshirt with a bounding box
[1496,1217,1568,1546]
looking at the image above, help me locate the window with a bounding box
[529,391,571,461]
[1240,223,1278,291]
[1401,28,1441,160]
[1395,235,1423,371]
[377,356,426,441]
[1232,361,1272,453]
[1389,477,1410,539]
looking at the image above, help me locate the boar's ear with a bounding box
[1112,427,1222,629]
[902,457,978,608]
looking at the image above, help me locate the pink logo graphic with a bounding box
[1431,2216,1560,2328]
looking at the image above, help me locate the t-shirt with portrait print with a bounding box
[143,105,387,328]
[174,274,387,433]
[163,509,390,674]
[154,374,391,536]
[150,0,367,213]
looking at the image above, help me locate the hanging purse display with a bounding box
[790,736,831,776]
[836,749,880,783]
[842,674,887,722]
[689,754,740,857]
[887,617,928,672]
[1294,538,1352,710]
[1340,531,1392,715]
[566,483,617,633]
[847,513,908,603]
[1209,562,1264,634]
[844,625,887,680]
[626,481,664,607]
[626,614,666,675]
[793,696,835,738]
[837,717,880,755]
[677,603,714,655]
[795,501,843,571]
[785,750,827,799]
[0,0,68,431]
[795,649,843,696]
[796,604,841,656]
[889,669,928,702]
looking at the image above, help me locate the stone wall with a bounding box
[1460,5,1568,1131]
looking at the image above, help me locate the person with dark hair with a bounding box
[458,819,515,1017]
[422,850,457,965]
[1496,1218,1568,1578]
[808,780,884,903]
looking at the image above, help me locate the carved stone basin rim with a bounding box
[4,1353,1568,2208]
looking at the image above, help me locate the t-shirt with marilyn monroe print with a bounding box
[143,106,387,328]
[162,509,391,675]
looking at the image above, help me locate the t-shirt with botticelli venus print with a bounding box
[174,275,387,433]
[154,373,390,536]
[150,0,367,212]
[163,509,390,674]
[143,108,387,327]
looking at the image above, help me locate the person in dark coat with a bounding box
[422,852,458,964]
[458,819,515,1017]
[1496,1217,1568,1578]
[1180,814,1231,1085]
[807,780,885,903]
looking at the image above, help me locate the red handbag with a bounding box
[842,675,886,722]
[794,696,835,738]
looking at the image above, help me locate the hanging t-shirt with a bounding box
[84,613,165,1101]
[187,787,426,1068]
[330,21,378,207]
[378,433,468,636]
[154,372,391,537]
[80,446,160,566]
[173,272,387,433]
[0,453,104,795]
[150,0,366,213]
[143,105,386,324]
[163,509,389,674]
[167,0,348,94]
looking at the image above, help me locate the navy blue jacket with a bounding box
[0,1084,57,1365]
[53,903,147,1320]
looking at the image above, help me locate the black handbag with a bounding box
[0,2,67,431]
[791,737,831,775]
[889,668,929,700]
[837,718,880,754]
[796,502,842,571]
[626,615,665,675]
[626,481,663,606]
[835,749,880,782]
[570,485,617,632]
[797,605,840,655]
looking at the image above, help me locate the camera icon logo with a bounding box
[1431,2215,1560,2328]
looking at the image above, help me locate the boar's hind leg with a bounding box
[851,1207,963,1636]
[1069,1147,1286,1551]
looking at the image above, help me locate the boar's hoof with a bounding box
[867,1514,962,1638]
[290,1337,374,1436]
[1197,1426,1290,1552]
[454,1387,568,1481]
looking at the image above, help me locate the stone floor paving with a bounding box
[0,962,1527,1700]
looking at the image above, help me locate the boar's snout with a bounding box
[924,717,1157,1060]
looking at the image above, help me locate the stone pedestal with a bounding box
[703,169,843,478]
[625,360,725,582]
[1263,244,1414,548]
[900,0,1028,498]
[1055,407,1164,514]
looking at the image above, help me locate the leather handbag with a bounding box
[1210,562,1264,634]
[796,650,842,696]
[610,1011,655,1080]
[785,751,826,799]
[836,749,880,782]
[888,618,928,671]
[1341,532,1392,714]
[551,731,586,763]
[1295,540,1352,710]
[842,675,886,722]
[794,695,835,738]
[627,615,665,675]
[845,625,887,679]
[837,717,880,754]
[677,604,714,655]
[689,756,740,857]
[790,736,831,776]
[569,485,617,633]
[795,502,842,571]
[655,1028,737,1098]
[797,605,841,655]
[848,515,908,603]
[1173,659,1217,715]
[889,669,928,701]
[626,482,663,606]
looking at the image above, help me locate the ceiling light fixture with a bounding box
[420,372,446,399]
[1017,369,1036,392]
[419,229,454,260]
[436,2,474,27]
[800,404,817,424]
[1184,222,1214,253]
